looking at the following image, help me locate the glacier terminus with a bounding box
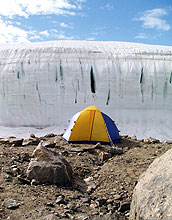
[0,40,172,140]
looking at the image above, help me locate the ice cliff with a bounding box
[0,40,172,140]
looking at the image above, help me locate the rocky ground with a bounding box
[0,134,172,220]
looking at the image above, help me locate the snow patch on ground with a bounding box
[0,125,65,139]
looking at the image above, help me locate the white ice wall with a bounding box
[0,40,172,140]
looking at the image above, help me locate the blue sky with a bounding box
[0,0,171,46]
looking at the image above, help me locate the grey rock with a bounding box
[0,138,10,144]
[80,197,91,204]
[30,133,36,139]
[7,200,20,209]
[84,177,96,192]
[22,139,40,146]
[110,146,123,155]
[41,141,56,148]
[70,147,84,153]
[143,137,160,144]
[84,176,93,183]
[43,133,56,138]
[56,195,67,205]
[113,194,123,200]
[11,167,18,175]
[22,133,40,146]
[94,142,102,149]
[163,140,172,144]
[26,142,72,186]
[130,148,172,220]
[0,137,23,145]
[9,138,23,146]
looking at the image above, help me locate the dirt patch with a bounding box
[0,134,171,220]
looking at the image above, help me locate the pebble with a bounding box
[7,199,20,209]
[30,133,36,139]
[94,142,102,149]
[99,152,110,161]
[125,212,130,217]
[66,202,74,209]
[143,137,160,144]
[80,197,90,204]
[86,183,96,193]
[107,203,113,211]
[163,140,172,144]
[9,138,24,146]
[130,135,137,140]
[12,168,18,173]
[56,195,67,205]
[70,147,84,152]
[46,202,55,207]
[113,194,123,200]
[41,141,56,148]
[110,146,123,155]
[31,179,39,185]
[22,139,40,146]
[118,201,131,213]
[90,203,98,209]
[94,174,99,178]
[107,199,114,204]
[5,176,13,182]
[84,177,93,183]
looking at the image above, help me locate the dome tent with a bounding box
[63,106,120,145]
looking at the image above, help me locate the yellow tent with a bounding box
[63,106,120,145]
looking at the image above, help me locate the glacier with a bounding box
[0,40,172,140]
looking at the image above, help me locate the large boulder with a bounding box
[130,148,172,220]
[27,142,72,186]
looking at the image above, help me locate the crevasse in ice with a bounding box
[0,40,172,140]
